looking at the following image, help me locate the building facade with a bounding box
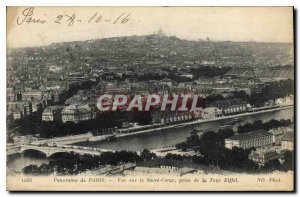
[42,106,64,122]
[22,90,43,101]
[248,149,280,166]
[202,107,222,119]
[209,98,250,116]
[269,127,285,146]
[61,104,93,123]
[225,130,273,149]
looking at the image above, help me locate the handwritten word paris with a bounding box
[16,7,131,26]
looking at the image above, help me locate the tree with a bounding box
[263,159,281,171]
[165,153,188,161]
[218,128,234,139]
[140,149,157,161]
[23,165,40,175]
[281,150,294,171]
[186,132,200,148]
[190,129,200,135]
[232,90,249,101]
[175,142,188,151]
[200,131,224,145]
[171,128,261,172]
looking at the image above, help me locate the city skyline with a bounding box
[7,7,293,48]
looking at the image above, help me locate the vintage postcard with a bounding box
[6,6,294,191]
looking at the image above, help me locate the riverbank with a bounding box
[31,133,93,146]
[29,105,293,146]
[115,105,293,138]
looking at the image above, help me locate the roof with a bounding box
[210,98,248,109]
[61,104,91,115]
[226,130,272,141]
[225,67,265,78]
[282,132,294,142]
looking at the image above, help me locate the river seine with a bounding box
[7,108,294,173]
[78,108,294,151]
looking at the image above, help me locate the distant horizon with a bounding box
[8,32,294,50]
[7,7,293,49]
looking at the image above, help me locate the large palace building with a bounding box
[61,104,93,123]
[225,130,273,149]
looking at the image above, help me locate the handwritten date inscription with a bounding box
[17,7,131,26]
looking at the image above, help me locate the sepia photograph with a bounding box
[6,6,294,191]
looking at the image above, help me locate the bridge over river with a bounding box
[7,144,114,157]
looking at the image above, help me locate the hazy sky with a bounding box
[7,7,293,48]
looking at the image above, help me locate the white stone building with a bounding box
[61,104,93,123]
[42,106,64,122]
[225,130,273,149]
[202,107,222,119]
[209,98,250,116]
